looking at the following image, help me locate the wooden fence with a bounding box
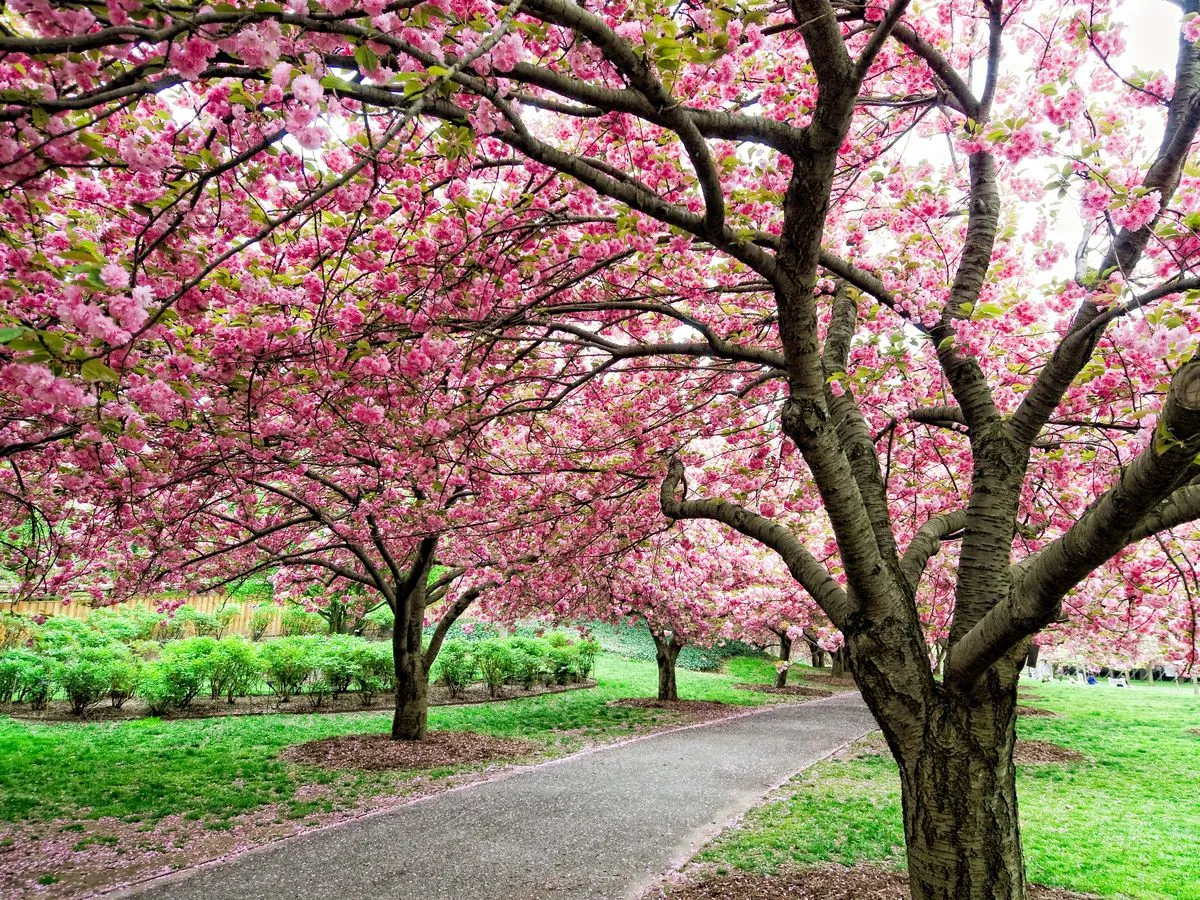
[0,592,287,639]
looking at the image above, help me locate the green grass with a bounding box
[585,622,770,671]
[695,681,1200,900]
[0,652,783,831]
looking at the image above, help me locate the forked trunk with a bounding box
[391,599,430,740]
[650,629,682,701]
[846,628,1029,900]
[803,630,825,669]
[775,632,792,688]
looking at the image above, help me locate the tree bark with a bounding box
[776,631,793,688]
[650,628,683,701]
[895,701,1025,900]
[391,615,429,740]
[830,646,846,678]
[803,628,826,669]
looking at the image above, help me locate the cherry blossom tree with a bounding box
[8,2,1200,896]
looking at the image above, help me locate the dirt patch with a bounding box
[1016,705,1060,718]
[280,730,541,772]
[1014,740,1084,764]
[1187,727,1200,737]
[734,683,834,699]
[1,679,595,724]
[607,698,747,726]
[657,865,1097,899]
[801,672,858,690]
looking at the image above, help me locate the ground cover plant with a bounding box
[690,682,1200,900]
[0,652,788,897]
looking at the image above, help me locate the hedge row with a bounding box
[431,633,599,698]
[0,633,394,715]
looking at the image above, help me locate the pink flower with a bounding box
[100,262,129,290]
[349,402,385,426]
[1184,16,1200,43]
[291,74,324,106]
[1112,191,1161,232]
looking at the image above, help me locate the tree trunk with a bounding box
[391,610,429,740]
[803,629,825,668]
[1024,643,1039,670]
[775,632,792,688]
[845,624,1029,900]
[650,629,683,701]
[830,646,846,678]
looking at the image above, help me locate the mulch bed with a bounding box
[1,679,595,723]
[659,865,1097,899]
[607,698,745,726]
[281,730,541,772]
[1014,740,1084,764]
[734,683,834,699]
[802,672,858,690]
[1016,705,1060,717]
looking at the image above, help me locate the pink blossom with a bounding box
[349,402,385,426]
[1184,15,1200,43]
[100,262,129,290]
[291,74,324,106]
[1112,191,1161,232]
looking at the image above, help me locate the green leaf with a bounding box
[80,360,118,384]
[354,45,380,73]
[0,327,24,344]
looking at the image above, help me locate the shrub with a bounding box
[156,637,219,709]
[431,641,476,698]
[361,603,393,638]
[88,607,159,644]
[259,636,316,701]
[152,612,186,642]
[507,637,546,689]
[280,606,324,637]
[249,604,274,641]
[545,645,578,685]
[316,635,360,697]
[0,614,32,651]
[136,663,176,716]
[209,636,261,703]
[213,604,240,639]
[573,639,600,681]
[544,631,571,649]
[33,617,108,652]
[474,639,515,697]
[56,646,131,715]
[349,641,393,705]
[0,649,43,703]
[108,655,140,708]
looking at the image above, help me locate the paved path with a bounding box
[125,692,876,900]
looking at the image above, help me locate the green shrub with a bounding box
[361,603,393,638]
[280,606,324,637]
[0,649,44,703]
[249,604,274,641]
[315,635,360,697]
[108,655,140,708]
[431,641,475,698]
[544,631,571,649]
[349,641,393,705]
[259,636,316,701]
[156,637,219,709]
[474,639,515,697]
[136,663,176,716]
[209,636,261,703]
[18,655,53,709]
[573,638,600,680]
[0,614,31,651]
[213,605,239,639]
[507,637,545,689]
[56,646,131,714]
[152,612,186,642]
[88,607,159,644]
[33,617,109,652]
[545,645,578,685]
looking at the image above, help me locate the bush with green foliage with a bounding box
[108,654,140,708]
[473,639,516,697]
[248,604,274,641]
[0,648,47,704]
[259,636,316,701]
[507,637,546,689]
[83,607,159,644]
[208,636,261,703]
[280,606,324,637]
[348,640,393,705]
[361,603,393,638]
[55,646,133,714]
[431,641,476,698]
[154,637,219,709]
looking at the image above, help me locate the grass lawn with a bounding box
[0,653,781,831]
[694,680,1200,900]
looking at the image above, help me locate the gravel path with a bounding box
[120,692,876,900]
